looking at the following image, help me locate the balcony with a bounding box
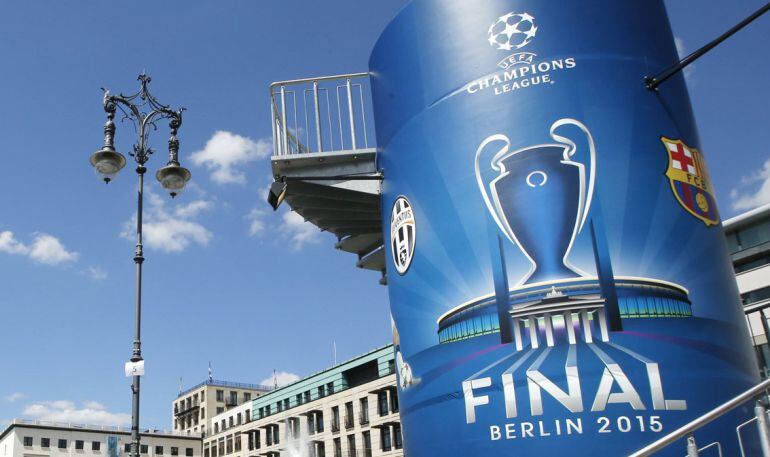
[267,73,385,284]
[174,402,199,417]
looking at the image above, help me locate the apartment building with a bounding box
[724,203,770,377]
[0,420,200,457]
[202,345,402,457]
[173,381,272,437]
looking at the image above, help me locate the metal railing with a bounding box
[270,73,372,156]
[8,419,199,438]
[629,377,770,456]
[177,379,274,398]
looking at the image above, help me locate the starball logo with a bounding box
[466,11,578,96]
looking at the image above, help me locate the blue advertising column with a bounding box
[370,1,760,455]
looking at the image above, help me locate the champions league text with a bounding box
[466,57,576,95]
[461,360,686,440]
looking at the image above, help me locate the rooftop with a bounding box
[177,380,274,399]
[723,203,770,231]
[0,419,201,441]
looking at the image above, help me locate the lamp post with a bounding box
[89,73,191,457]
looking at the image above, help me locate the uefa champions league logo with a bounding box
[487,12,538,51]
[475,118,596,285]
[466,10,577,95]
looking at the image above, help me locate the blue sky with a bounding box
[0,0,768,430]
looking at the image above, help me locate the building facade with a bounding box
[202,345,402,457]
[173,381,273,438]
[725,203,770,377]
[0,420,200,457]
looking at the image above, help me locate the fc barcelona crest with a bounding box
[661,137,719,226]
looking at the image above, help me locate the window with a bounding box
[304,391,311,403]
[359,398,369,425]
[226,436,233,454]
[42,438,50,448]
[229,392,237,405]
[390,389,399,412]
[245,409,250,423]
[346,435,356,457]
[283,399,289,410]
[743,286,770,305]
[394,424,402,449]
[171,447,179,456]
[214,423,219,434]
[218,438,224,456]
[236,413,242,425]
[140,445,148,454]
[59,439,68,449]
[362,431,372,457]
[201,407,205,419]
[317,411,324,433]
[186,449,193,457]
[216,390,224,402]
[155,447,164,455]
[23,437,33,447]
[377,391,388,416]
[308,413,316,435]
[333,438,341,457]
[380,427,392,452]
[211,446,217,457]
[92,442,101,451]
[229,417,234,427]
[204,446,210,457]
[327,382,334,394]
[344,402,354,429]
[235,435,242,453]
[332,406,340,432]
[124,444,131,453]
[243,393,251,402]
[217,407,224,414]
[318,385,326,398]
[201,391,205,402]
[76,440,84,450]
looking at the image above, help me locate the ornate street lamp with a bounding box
[89,73,191,457]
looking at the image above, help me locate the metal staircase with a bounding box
[266,73,386,284]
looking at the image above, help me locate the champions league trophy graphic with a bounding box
[475,118,596,286]
[436,118,693,351]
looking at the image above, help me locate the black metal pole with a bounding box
[131,166,146,457]
[646,2,770,90]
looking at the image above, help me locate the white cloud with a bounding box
[5,392,25,402]
[260,371,300,388]
[0,231,27,255]
[191,131,271,185]
[0,231,78,265]
[22,400,130,426]
[246,209,267,236]
[282,211,321,250]
[86,266,108,281]
[174,200,213,219]
[122,189,213,253]
[28,235,79,265]
[674,36,695,80]
[731,159,770,211]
